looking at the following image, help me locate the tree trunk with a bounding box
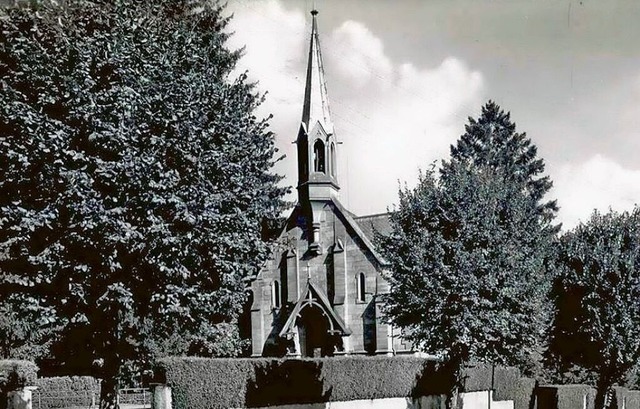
[445,358,463,409]
[99,372,120,409]
[445,385,461,409]
[594,373,612,409]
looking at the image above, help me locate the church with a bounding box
[247,10,412,358]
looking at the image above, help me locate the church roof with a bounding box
[331,199,390,267]
[354,212,393,242]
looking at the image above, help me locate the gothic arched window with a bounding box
[330,142,336,177]
[357,272,366,302]
[272,280,281,308]
[313,139,325,173]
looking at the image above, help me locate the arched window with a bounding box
[272,280,281,308]
[313,139,325,173]
[357,272,366,302]
[330,142,336,177]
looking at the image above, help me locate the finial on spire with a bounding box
[311,9,318,16]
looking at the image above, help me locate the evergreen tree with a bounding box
[378,103,557,408]
[446,100,558,225]
[0,1,287,407]
[549,209,640,409]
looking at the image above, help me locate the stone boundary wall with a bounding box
[151,388,517,409]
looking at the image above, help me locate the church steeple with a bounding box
[297,10,340,206]
[302,10,334,136]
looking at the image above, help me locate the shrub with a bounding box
[319,356,440,401]
[0,360,37,409]
[627,390,640,409]
[458,364,536,409]
[155,357,255,409]
[460,364,493,393]
[613,387,640,409]
[512,378,536,409]
[537,385,596,409]
[155,357,541,409]
[35,376,99,409]
[0,360,37,391]
[155,356,442,409]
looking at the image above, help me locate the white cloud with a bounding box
[329,21,393,87]
[226,0,307,114]
[227,2,485,215]
[553,154,640,229]
[225,1,307,193]
[324,22,484,215]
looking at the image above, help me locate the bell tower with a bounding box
[297,10,340,207]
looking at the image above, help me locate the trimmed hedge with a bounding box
[155,356,445,409]
[36,376,99,392]
[458,364,535,409]
[155,357,640,409]
[460,364,493,392]
[537,384,596,409]
[35,376,99,409]
[614,387,640,409]
[0,360,38,409]
[627,390,640,409]
[155,356,543,409]
[512,378,536,409]
[0,360,37,391]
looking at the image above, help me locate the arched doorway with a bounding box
[297,305,332,357]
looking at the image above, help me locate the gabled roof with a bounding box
[279,280,351,337]
[253,200,392,283]
[331,198,390,267]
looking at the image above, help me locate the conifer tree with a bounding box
[446,100,558,225]
[0,1,287,407]
[379,102,557,408]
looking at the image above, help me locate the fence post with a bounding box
[6,386,37,409]
[151,383,171,409]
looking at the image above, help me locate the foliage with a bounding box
[613,388,640,409]
[35,376,99,409]
[446,100,558,226]
[0,360,38,404]
[0,296,58,361]
[155,356,442,409]
[155,356,538,409]
[548,208,640,408]
[0,360,38,388]
[378,102,557,407]
[36,376,99,394]
[536,385,597,409]
[0,0,287,407]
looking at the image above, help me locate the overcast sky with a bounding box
[226,0,640,229]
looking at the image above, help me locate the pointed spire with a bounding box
[301,9,334,135]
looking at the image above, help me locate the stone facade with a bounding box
[248,10,411,358]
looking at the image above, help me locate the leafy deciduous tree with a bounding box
[0,1,287,407]
[549,209,640,409]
